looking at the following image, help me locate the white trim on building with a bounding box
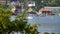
[28,1,35,7]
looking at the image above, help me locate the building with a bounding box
[28,2,35,7]
[44,7,60,13]
[0,0,24,6]
[26,1,35,7]
[44,7,60,16]
[0,0,10,4]
[39,8,51,14]
[38,7,60,16]
[27,7,33,12]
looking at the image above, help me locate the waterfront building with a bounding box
[44,7,60,16]
[39,8,51,16]
[38,7,60,16]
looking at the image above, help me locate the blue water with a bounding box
[10,14,60,34]
[27,14,60,34]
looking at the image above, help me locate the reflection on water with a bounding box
[10,14,60,34]
[27,14,60,34]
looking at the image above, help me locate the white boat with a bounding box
[27,16,33,19]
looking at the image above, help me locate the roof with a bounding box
[39,8,51,12]
[27,8,33,12]
[44,7,60,12]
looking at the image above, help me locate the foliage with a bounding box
[0,4,39,34]
[17,0,60,11]
[40,0,60,6]
[51,32,55,34]
[34,0,42,11]
[18,0,25,2]
[44,32,50,34]
[30,0,60,10]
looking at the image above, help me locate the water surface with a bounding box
[27,14,60,34]
[10,14,60,34]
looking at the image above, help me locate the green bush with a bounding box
[0,4,39,34]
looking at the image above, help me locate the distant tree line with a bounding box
[7,0,60,11]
